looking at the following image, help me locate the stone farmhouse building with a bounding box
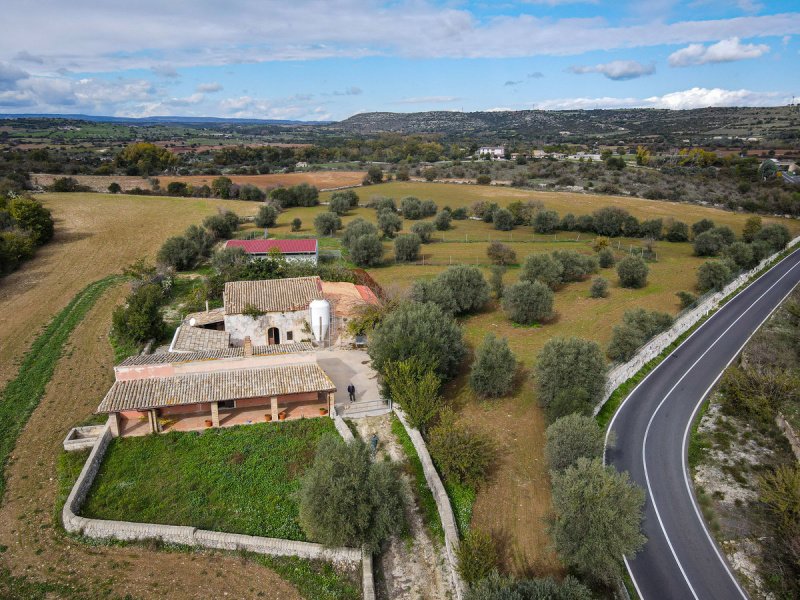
[477,146,505,159]
[99,341,336,437]
[224,239,318,264]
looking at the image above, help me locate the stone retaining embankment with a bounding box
[393,407,465,600]
[594,235,800,415]
[63,419,373,597]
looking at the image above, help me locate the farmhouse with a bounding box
[99,341,336,437]
[224,238,319,264]
[477,146,505,159]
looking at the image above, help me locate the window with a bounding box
[218,400,236,410]
[286,331,293,341]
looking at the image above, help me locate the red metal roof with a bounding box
[225,239,318,254]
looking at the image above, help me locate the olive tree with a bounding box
[536,337,606,421]
[409,279,458,315]
[616,255,648,288]
[342,218,379,250]
[469,334,516,398]
[435,265,490,315]
[434,209,452,231]
[521,253,563,289]
[383,358,441,430]
[502,280,553,325]
[487,241,516,266]
[254,204,278,228]
[411,221,435,243]
[377,209,402,238]
[533,209,560,234]
[328,193,351,215]
[349,234,384,267]
[545,414,606,472]
[493,208,514,231]
[314,212,342,236]
[394,233,421,262]
[697,259,732,292]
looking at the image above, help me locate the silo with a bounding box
[309,299,331,343]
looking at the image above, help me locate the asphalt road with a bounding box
[606,247,800,600]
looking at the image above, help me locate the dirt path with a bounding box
[353,416,452,600]
[0,283,302,599]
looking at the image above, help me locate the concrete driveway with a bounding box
[316,349,383,411]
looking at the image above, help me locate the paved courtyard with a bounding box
[316,349,384,413]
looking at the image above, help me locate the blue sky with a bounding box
[0,0,798,120]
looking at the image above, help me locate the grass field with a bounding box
[83,419,336,540]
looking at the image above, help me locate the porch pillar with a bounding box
[210,401,220,427]
[328,392,335,417]
[270,396,279,421]
[148,409,158,434]
[108,413,120,437]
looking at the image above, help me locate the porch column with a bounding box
[210,401,220,427]
[108,413,120,437]
[270,396,279,421]
[328,392,335,417]
[148,409,158,434]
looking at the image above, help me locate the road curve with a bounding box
[606,247,800,600]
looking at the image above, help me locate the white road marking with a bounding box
[606,249,800,599]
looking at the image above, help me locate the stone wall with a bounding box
[224,309,311,346]
[594,236,800,415]
[393,407,465,600]
[63,417,373,597]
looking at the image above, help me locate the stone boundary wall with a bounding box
[594,235,800,415]
[393,407,465,600]
[334,413,355,442]
[62,418,374,598]
[776,413,800,461]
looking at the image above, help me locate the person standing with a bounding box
[347,383,356,402]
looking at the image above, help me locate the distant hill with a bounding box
[328,106,800,142]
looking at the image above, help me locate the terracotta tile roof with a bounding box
[225,239,318,254]
[117,342,315,367]
[224,276,322,314]
[98,363,336,413]
[183,307,225,326]
[320,281,380,319]
[170,325,230,352]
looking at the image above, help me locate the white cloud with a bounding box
[535,87,787,110]
[217,94,330,121]
[0,62,29,90]
[668,37,770,67]
[569,60,655,80]
[150,64,180,79]
[196,82,223,93]
[394,96,461,104]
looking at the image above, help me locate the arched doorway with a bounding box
[267,327,280,345]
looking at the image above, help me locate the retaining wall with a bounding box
[594,235,800,415]
[62,418,373,597]
[393,407,465,600]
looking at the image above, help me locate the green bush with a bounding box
[470,334,516,398]
[384,358,441,430]
[456,530,499,587]
[400,196,423,219]
[521,253,563,289]
[434,209,452,231]
[238,184,266,201]
[545,413,605,472]
[465,572,592,600]
[298,435,404,552]
[203,211,238,239]
[255,204,279,228]
[723,241,755,270]
[756,223,791,252]
[691,218,715,236]
[269,183,319,208]
[369,301,466,380]
[536,337,606,421]
[341,218,377,250]
[607,308,673,362]
[742,215,762,242]
[696,259,732,292]
[8,197,54,245]
[411,221,435,243]
[489,265,505,299]
[328,194,351,215]
[331,189,359,208]
[533,209,560,234]
[291,217,302,232]
[349,234,384,267]
[409,279,458,314]
[597,247,615,268]
[429,410,494,488]
[314,212,342,236]
[377,209,402,238]
[394,233,421,262]
[589,277,609,298]
[552,250,598,282]
[677,290,697,310]
[369,196,396,212]
[211,246,248,276]
[435,265,490,315]
[111,283,166,345]
[665,220,689,242]
[492,208,514,231]
[616,255,648,288]
[502,280,553,325]
[693,230,724,256]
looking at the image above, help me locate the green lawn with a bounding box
[83,419,337,541]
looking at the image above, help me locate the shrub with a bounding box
[616,255,648,288]
[465,573,592,600]
[434,209,451,231]
[111,283,166,345]
[536,337,606,421]
[342,218,379,250]
[486,241,516,265]
[314,212,342,236]
[202,213,237,239]
[533,209,560,234]
[723,241,755,270]
[411,221,435,243]
[8,197,54,245]
[545,414,605,472]
[108,182,121,194]
[697,259,732,292]
[349,234,384,267]
[720,366,799,424]
[470,334,516,398]
[331,189,359,208]
[742,215,762,243]
[560,213,576,231]
[298,435,404,552]
[691,218,715,236]
[489,264,505,299]
[435,265,490,315]
[521,253,563,289]
[211,246,248,276]
[238,184,265,201]
[420,199,437,217]
[269,183,319,208]
[756,223,791,252]
[369,301,466,380]
[291,217,302,232]
[492,208,514,231]
[640,218,663,240]
[710,225,736,246]
[456,530,499,588]
[451,207,468,220]
[366,165,383,184]
[476,174,491,185]
[254,204,279,228]
[328,194,351,215]
[167,181,189,196]
[502,280,553,325]
[410,279,458,314]
[400,196,423,219]
[591,236,610,252]
[597,247,615,268]
[676,290,697,310]
[383,358,441,430]
[377,209,403,238]
[550,458,645,584]
[593,206,633,237]
[552,250,598,282]
[758,464,800,573]
[394,233,421,262]
[665,220,689,242]
[157,230,210,271]
[589,277,609,298]
[369,196,396,212]
[429,410,494,488]
[693,230,724,256]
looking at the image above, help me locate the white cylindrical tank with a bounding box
[309,299,331,342]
